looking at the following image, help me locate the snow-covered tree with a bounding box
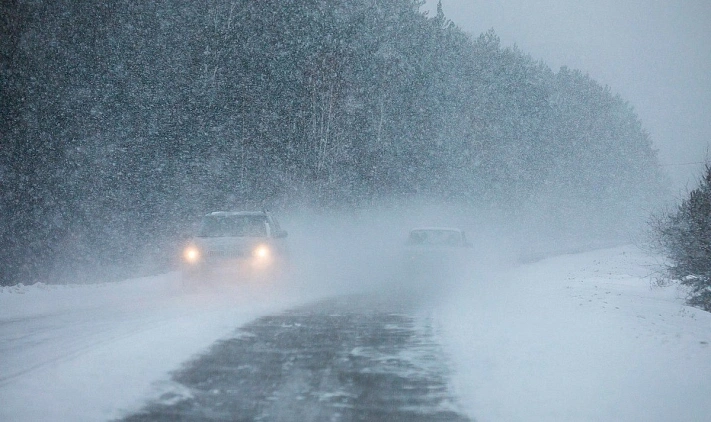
[652,165,711,311]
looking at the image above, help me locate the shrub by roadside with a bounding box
[651,164,711,311]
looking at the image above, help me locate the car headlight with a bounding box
[183,246,201,264]
[252,244,271,260]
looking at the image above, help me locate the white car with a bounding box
[403,227,471,280]
[181,211,288,282]
[406,227,470,248]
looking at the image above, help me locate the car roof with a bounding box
[205,211,268,217]
[409,227,463,233]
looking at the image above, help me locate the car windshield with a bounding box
[198,215,267,238]
[407,229,463,246]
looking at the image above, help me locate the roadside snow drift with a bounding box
[437,245,711,422]
[0,276,322,421]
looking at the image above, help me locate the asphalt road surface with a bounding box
[120,295,472,422]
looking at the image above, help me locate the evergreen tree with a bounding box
[652,165,711,311]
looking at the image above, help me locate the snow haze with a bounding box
[2,2,708,420]
[2,210,710,420]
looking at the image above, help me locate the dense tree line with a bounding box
[0,0,666,285]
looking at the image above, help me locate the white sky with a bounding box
[423,0,711,192]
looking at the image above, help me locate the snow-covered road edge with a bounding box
[0,275,320,421]
[436,245,711,422]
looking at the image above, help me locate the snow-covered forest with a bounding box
[0,0,666,286]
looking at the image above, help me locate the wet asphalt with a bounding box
[119,295,472,422]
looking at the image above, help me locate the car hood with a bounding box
[403,244,471,261]
[193,236,268,259]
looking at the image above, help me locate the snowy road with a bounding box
[120,295,469,421]
[2,245,711,421]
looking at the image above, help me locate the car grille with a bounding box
[205,249,248,259]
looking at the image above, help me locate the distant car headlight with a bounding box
[183,246,201,264]
[252,244,271,260]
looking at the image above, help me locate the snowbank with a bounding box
[438,245,711,422]
[0,274,319,421]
